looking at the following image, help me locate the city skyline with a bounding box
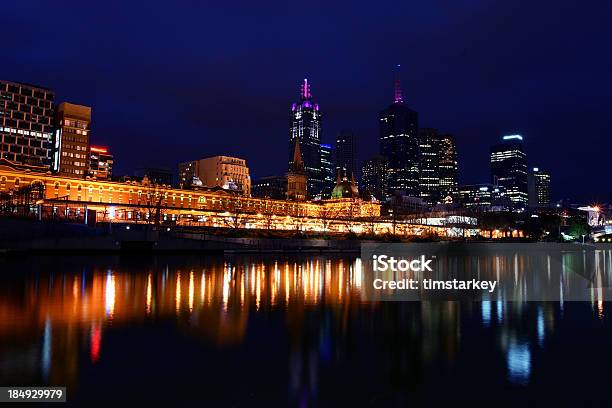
[2,1,611,203]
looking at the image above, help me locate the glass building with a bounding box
[418,128,441,205]
[438,133,458,200]
[289,78,322,198]
[320,143,335,198]
[361,155,389,201]
[0,80,55,169]
[528,167,551,208]
[335,130,356,179]
[379,72,419,197]
[490,135,528,210]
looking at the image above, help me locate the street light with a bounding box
[582,234,586,244]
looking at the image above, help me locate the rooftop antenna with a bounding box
[394,64,403,104]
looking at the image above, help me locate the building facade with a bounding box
[88,146,113,180]
[456,184,508,211]
[289,79,322,197]
[251,175,287,200]
[54,102,91,178]
[320,144,335,198]
[528,167,551,208]
[418,128,440,205]
[0,80,55,169]
[361,155,389,201]
[438,133,458,200]
[490,135,528,210]
[179,156,250,196]
[379,75,419,197]
[335,130,356,179]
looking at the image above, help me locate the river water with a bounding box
[1,250,611,406]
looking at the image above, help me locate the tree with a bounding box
[568,216,591,239]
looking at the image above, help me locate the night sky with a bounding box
[4,1,611,203]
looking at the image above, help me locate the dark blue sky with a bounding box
[4,1,611,202]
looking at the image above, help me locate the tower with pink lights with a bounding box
[289,78,323,198]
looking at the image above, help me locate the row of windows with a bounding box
[0,83,55,101]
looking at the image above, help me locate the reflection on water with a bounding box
[0,251,611,406]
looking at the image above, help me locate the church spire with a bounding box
[394,64,403,104]
[291,138,305,171]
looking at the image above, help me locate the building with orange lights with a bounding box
[54,102,91,178]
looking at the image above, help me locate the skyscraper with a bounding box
[379,68,419,197]
[417,128,440,205]
[54,102,91,178]
[289,78,322,197]
[88,146,113,180]
[528,167,551,208]
[490,135,528,209]
[0,80,55,169]
[335,130,356,179]
[320,143,335,198]
[438,133,458,200]
[361,155,389,201]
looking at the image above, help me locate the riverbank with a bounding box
[0,218,609,254]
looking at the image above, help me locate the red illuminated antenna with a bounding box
[394,64,403,103]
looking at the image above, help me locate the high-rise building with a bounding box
[287,139,308,201]
[54,102,91,178]
[335,130,356,178]
[490,135,528,210]
[456,183,509,211]
[418,128,440,205]
[0,80,55,169]
[528,167,551,208]
[178,160,199,187]
[178,156,251,196]
[88,146,113,180]
[289,78,322,197]
[438,133,458,200]
[379,69,419,197]
[361,155,389,201]
[320,143,335,198]
[251,175,287,200]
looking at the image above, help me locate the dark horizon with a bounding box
[3,1,611,204]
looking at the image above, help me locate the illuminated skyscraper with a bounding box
[438,133,458,200]
[0,80,55,169]
[418,128,441,205]
[528,167,551,208]
[335,130,356,178]
[490,135,528,209]
[88,146,113,180]
[320,144,335,198]
[289,78,322,198]
[379,68,419,197]
[361,155,389,201]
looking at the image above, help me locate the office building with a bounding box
[418,128,440,205]
[320,143,335,198]
[178,155,250,196]
[379,70,419,197]
[54,102,91,178]
[289,78,322,197]
[490,135,528,210]
[456,184,508,211]
[88,146,113,180]
[251,175,287,200]
[335,130,356,178]
[361,155,389,201]
[528,167,551,208]
[0,80,55,169]
[438,133,458,199]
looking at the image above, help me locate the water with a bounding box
[1,251,612,406]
